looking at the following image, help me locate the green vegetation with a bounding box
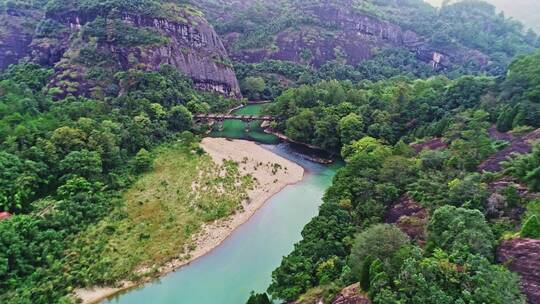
[202,0,537,82]
[241,76,266,100]
[246,292,271,304]
[426,206,495,260]
[234,60,314,100]
[520,215,540,239]
[66,143,253,285]
[82,17,168,47]
[44,0,200,21]
[505,142,540,191]
[266,75,498,153]
[357,0,537,70]
[368,248,523,304]
[0,45,240,304]
[348,224,410,282]
[2,1,540,304]
[267,50,540,303]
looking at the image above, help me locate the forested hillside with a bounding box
[0,0,242,98]
[195,0,538,100]
[265,49,540,304]
[0,2,245,303]
[0,59,245,303]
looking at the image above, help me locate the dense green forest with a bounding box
[265,49,540,152]
[0,61,241,302]
[265,49,540,303]
[0,0,539,303]
[0,1,241,302]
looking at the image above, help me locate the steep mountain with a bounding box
[196,0,538,76]
[0,0,241,98]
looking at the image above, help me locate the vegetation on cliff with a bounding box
[199,0,538,84]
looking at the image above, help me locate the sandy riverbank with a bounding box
[75,138,304,304]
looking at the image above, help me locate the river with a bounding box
[104,104,340,304]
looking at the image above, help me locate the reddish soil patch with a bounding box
[410,138,448,154]
[497,238,540,304]
[478,128,540,173]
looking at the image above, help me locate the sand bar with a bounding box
[75,138,305,303]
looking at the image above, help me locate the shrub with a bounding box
[132,149,153,173]
[348,224,410,281]
[521,215,540,239]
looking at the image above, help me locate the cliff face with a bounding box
[217,1,487,69]
[497,238,540,304]
[0,9,39,69]
[121,14,241,98]
[0,7,241,98]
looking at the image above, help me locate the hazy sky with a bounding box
[424,0,540,33]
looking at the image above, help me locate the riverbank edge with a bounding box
[74,138,306,304]
[260,122,335,164]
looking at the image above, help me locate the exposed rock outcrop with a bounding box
[497,238,540,304]
[1,7,241,98]
[291,283,371,304]
[410,138,448,154]
[385,194,428,242]
[331,283,371,304]
[215,0,488,69]
[485,177,538,220]
[478,128,540,172]
[105,13,241,98]
[488,125,516,142]
[0,9,40,69]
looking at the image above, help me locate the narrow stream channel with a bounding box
[104,104,341,304]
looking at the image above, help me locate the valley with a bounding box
[0,1,539,304]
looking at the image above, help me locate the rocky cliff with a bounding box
[497,238,540,304]
[122,14,241,97]
[202,0,488,70]
[0,5,241,98]
[0,8,39,69]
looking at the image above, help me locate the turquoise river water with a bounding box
[104,104,340,304]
